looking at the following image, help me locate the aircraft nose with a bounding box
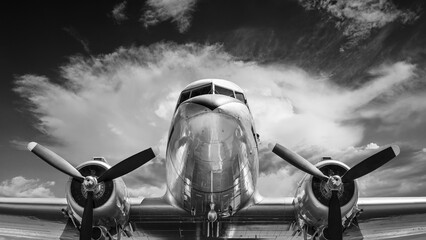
[185,94,241,111]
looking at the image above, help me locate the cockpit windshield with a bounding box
[178,84,213,105]
[214,85,234,97]
[191,84,213,98]
[177,82,246,107]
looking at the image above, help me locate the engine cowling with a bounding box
[293,160,358,229]
[66,160,130,229]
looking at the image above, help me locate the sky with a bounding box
[1,0,426,199]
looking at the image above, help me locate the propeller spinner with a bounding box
[27,142,158,240]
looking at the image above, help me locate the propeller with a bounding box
[272,144,329,181]
[341,145,400,183]
[80,191,94,240]
[27,142,85,182]
[272,143,400,240]
[27,142,158,240]
[327,190,342,239]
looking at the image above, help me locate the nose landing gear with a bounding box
[206,203,220,238]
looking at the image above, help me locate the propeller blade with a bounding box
[341,145,400,183]
[97,147,157,182]
[80,191,94,240]
[27,142,84,182]
[272,144,328,181]
[326,190,343,240]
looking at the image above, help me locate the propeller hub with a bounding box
[319,175,344,201]
[83,176,98,192]
[327,175,342,191]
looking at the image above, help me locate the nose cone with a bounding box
[185,94,241,111]
[189,110,240,145]
[169,94,250,192]
[180,95,246,168]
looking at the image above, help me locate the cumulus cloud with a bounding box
[141,0,197,33]
[365,142,379,150]
[111,1,128,23]
[14,43,418,196]
[0,176,55,197]
[299,0,419,49]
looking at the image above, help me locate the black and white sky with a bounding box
[1,0,426,199]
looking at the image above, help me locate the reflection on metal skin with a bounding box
[166,94,259,215]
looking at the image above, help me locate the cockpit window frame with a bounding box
[175,82,248,111]
[190,84,213,98]
[234,91,246,103]
[214,85,235,98]
[178,90,191,105]
[177,83,213,106]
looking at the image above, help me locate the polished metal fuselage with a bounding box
[165,94,259,215]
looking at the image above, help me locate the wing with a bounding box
[223,196,297,239]
[3,196,426,239]
[0,197,78,239]
[129,196,297,239]
[346,197,426,239]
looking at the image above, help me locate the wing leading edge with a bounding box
[2,196,426,239]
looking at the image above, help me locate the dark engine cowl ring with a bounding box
[312,164,355,206]
[70,164,114,208]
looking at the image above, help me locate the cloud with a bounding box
[127,185,166,198]
[111,1,128,23]
[257,168,304,198]
[141,0,197,33]
[9,140,28,151]
[0,176,55,197]
[355,85,426,149]
[357,145,426,197]
[123,156,167,189]
[365,142,379,150]
[298,0,419,49]
[13,43,419,197]
[63,27,91,54]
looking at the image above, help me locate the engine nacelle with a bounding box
[293,160,358,229]
[65,160,130,229]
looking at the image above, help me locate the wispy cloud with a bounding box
[298,0,419,49]
[9,140,28,151]
[13,43,420,197]
[0,176,55,197]
[141,0,197,33]
[63,27,91,54]
[111,1,128,24]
